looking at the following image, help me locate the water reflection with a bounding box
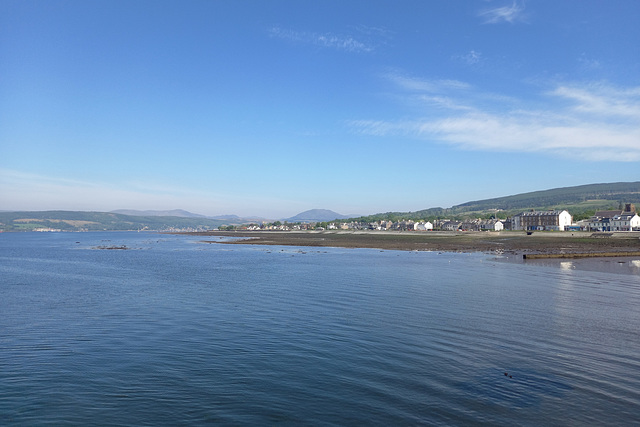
[559,261,574,271]
[518,257,640,276]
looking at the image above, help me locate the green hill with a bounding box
[2,182,638,231]
[0,211,226,232]
[455,181,640,212]
[345,181,640,223]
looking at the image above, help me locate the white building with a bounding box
[479,219,504,231]
[512,210,572,231]
[588,205,638,231]
[414,221,434,231]
[491,220,504,231]
[611,213,640,231]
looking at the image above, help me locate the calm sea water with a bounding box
[1,232,640,426]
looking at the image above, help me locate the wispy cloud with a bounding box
[352,24,393,39]
[386,73,471,92]
[479,1,526,24]
[550,83,640,119]
[269,26,374,53]
[578,54,601,71]
[349,76,640,162]
[454,50,483,66]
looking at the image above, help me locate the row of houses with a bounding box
[486,205,638,232]
[510,205,640,232]
[246,223,317,231]
[329,213,564,232]
[239,204,639,233]
[586,204,640,232]
[439,219,505,232]
[327,218,505,232]
[329,204,639,232]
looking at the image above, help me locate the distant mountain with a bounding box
[210,214,272,223]
[286,209,352,223]
[209,214,240,220]
[111,209,206,218]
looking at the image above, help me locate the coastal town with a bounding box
[8,204,639,234]
[234,204,640,233]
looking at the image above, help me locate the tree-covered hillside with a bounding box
[343,181,640,223]
[454,181,640,212]
[0,211,226,232]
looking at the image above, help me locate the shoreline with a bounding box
[181,230,640,257]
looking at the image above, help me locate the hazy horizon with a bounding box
[2,1,639,217]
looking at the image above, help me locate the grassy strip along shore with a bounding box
[184,230,640,256]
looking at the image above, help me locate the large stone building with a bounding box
[511,210,572,231]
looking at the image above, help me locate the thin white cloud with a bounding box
[385,72,471,92]
[454,50,483,66]
[418,113,640,161]
[384,72,517,110]
[349,78,640,162]
[479,1,526,24]
[269,26,373,53]
[578,54,601,70]
[352,24,393,38]
[418,95,476,111]
[550,84,640,120]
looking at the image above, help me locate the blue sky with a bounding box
[1,1,639,218]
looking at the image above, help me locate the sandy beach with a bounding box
[186,230,640,256]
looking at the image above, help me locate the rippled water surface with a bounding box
[1,232,640,425]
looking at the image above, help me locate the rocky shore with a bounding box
[184,230,640,256]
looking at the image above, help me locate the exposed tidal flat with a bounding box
[193,229,640,261]
[2,231,640,425]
